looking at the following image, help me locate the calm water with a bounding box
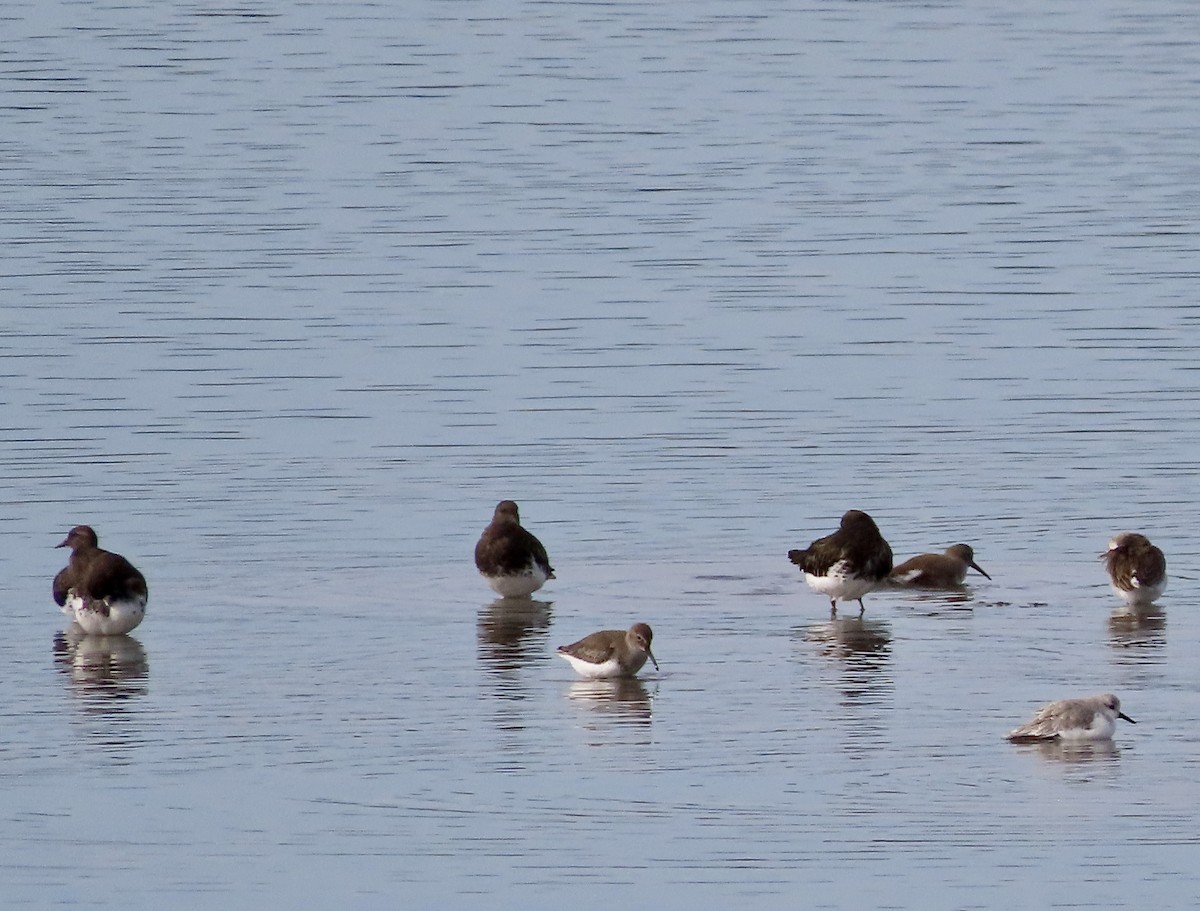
[3,0,1200,906]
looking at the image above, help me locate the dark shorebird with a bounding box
[1007,693,1136,743]
[556,623,659,679]
[1101,532,1166,607]
[53,525,148,635]
[788,510,893,616]
[890,543,991,588]
[474,500,555,598]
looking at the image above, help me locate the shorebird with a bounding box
[556,623,659,679]
[1101,532,1166,607]
[890,543,991,588]
[53,525,148,635]
[474,500,555,598]
[1007,693,1136,743]
[788,510,893,616]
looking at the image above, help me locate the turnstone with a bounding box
[53,525,148,636]
[474,500,555,598]
[788,510,893,616]
[1101,532,1166,607]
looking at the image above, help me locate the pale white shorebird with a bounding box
[1101,532,1166,608]
[1007,693,1136,743]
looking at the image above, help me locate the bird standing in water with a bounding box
[788,510,893,617]
[890,543,990,588]
[556,623,659,679]
[53,525,148,636]
[474,500,555,598]
[1101,532,1166,607]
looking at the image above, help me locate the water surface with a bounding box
[3,0,1200,906]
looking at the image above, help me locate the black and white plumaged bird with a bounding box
[788,510,893,617]
[474,500,555,598]
[890,543,991,588]
[53,525,148,635]
[1101,532,1166,607]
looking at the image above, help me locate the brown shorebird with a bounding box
[556,623,659,679]
[53,525,148,635]
[474,500,555,598]
[890,543,990,588]
[1101,532,1166,607]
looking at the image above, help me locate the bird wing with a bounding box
[1008,700,1094,741]
[788,530,846,576]
[1007,724,1055,743]
[476,523,553,576]
[850,536,893,579]
[1134,546,1167,588]
[82,553,148,602]
[558,633,618,664]
[890,553,969,587]
[890,554,932,583]
[52,566,74,606]
[1008,703,1058,741]
[526,529,554,576]
[473,533,493,572]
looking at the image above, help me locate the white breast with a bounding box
[65,594,147,636]
[483,562,549,598]
[557,652,624,679]
[805,561,877,602]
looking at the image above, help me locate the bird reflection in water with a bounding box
[1108,605,1166,654]
[1016,738,1120,764]
[53,626,149,707]
[893,588,975,611]
[802,617,893,752]
[567,677,654,724]
[476,598,553,673]
[476,599,553,750]
[802,616,892,668]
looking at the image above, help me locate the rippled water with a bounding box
[3,0,1200,906]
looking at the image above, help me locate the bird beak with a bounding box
[646,649,659,672]
[55,537,69,548]
[1118,711,1136,725]
[969,561,991,580]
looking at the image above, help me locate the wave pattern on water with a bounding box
[4,0,1200,906]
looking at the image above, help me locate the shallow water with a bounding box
[3,0,1200,906]
[6,559,1197,907]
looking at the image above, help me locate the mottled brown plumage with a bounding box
[1101,532,1166,607]
[890,544,990,588]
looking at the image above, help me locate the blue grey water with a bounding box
[2,0,1200,906]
